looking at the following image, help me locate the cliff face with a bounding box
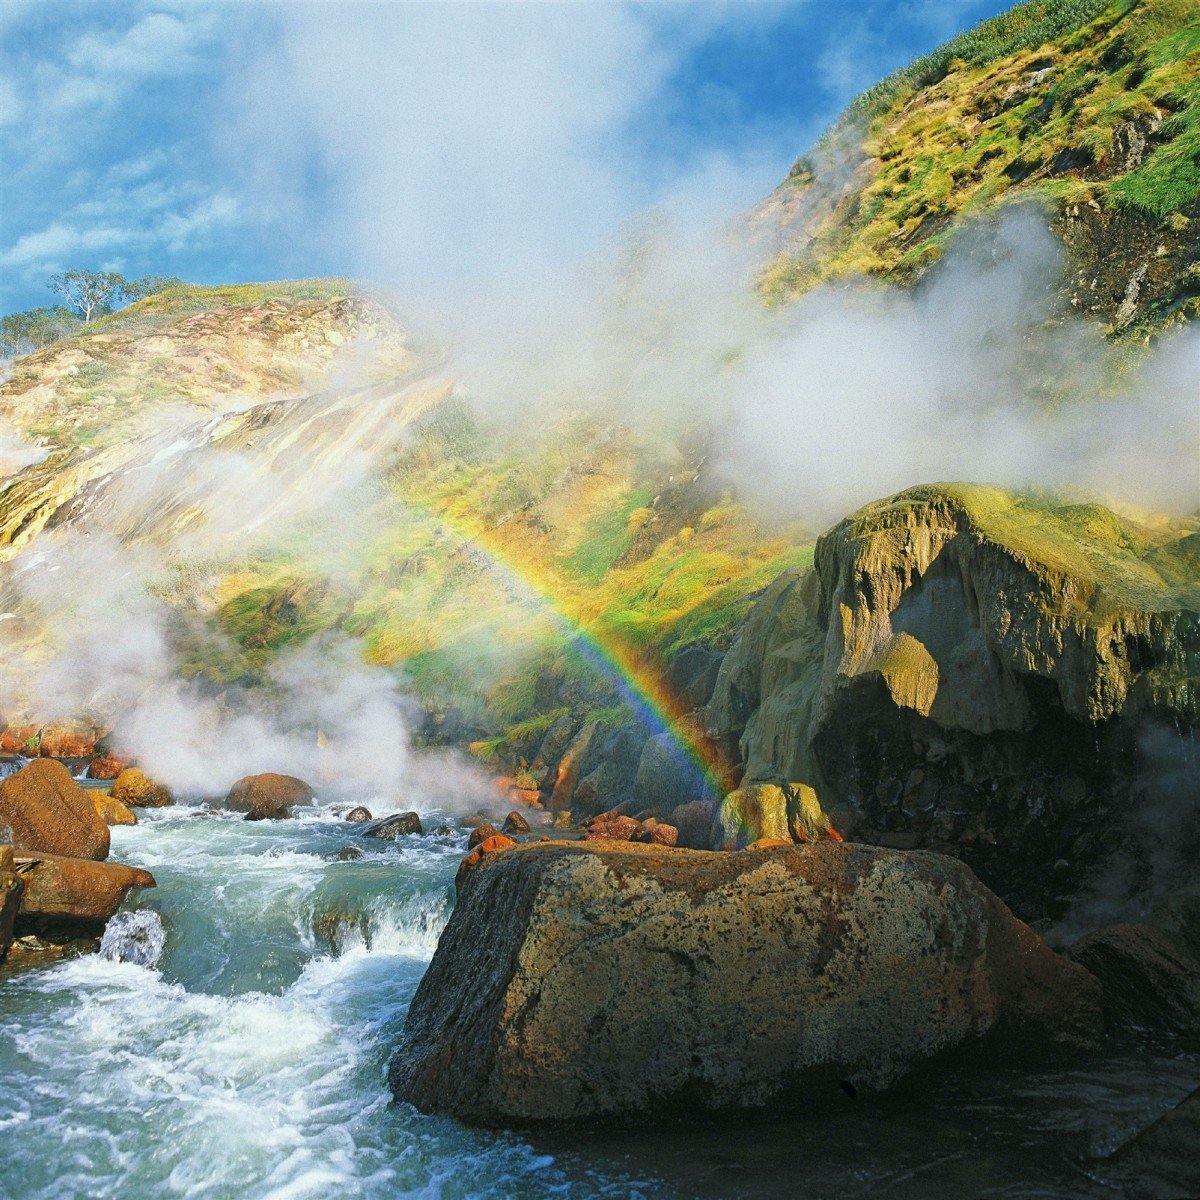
[707,485,1200,915]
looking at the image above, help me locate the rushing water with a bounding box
[1,804,1197,1200]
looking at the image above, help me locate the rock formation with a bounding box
[391,840,1100,1125]
[226,773,315,820]
[0,759,111,861]
[706,485,1200,915]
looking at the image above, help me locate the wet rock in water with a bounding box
[433,824,455,837]
[361,811,423,840]
[502,811,531,835]
[344,806,372,823]
[0,760,110,861]
[99,910,165,967]
[227,773,315,821]
[87,754,134,781]
[14,851,156,939]
[391,841,1100,1126]
[112,768,174,809]
[92,793,137,827]
[468,823,499,850]
[331,846,363,862]
[1068,923,1200,1034]
[0,846,24,961]
[461,813,493,830]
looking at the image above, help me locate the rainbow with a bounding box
[403,502,726,803]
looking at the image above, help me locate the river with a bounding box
[1,804,1196,1199]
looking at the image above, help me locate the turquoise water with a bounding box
[1,806,1197,1200]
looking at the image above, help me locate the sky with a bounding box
[0,0,1017,316]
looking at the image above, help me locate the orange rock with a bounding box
[508,787,543,808]
[456,833,517,889]
[112,768,174,809]
[468,823,499,850]
[492,776,518,798]
[584,814,640,842]
[37,723,98,760]
[632,821,679,847]
[14,851,155,936]
[88,754,134,781]
[746,837,793,851]
[0,725,41,756]
[0,760,110,860]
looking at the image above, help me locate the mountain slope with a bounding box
[754,0,1200,332]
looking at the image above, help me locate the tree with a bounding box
[0,306,81,359]
[122,274,184,301]
[47,270,127,323]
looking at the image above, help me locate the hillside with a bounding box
[754,0,1200,333]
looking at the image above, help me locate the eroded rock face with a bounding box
[390,840,1100,1126]
[705,486,1200,916]
[226,773,314,820]
[0,760,110,861]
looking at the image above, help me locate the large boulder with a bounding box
[226,773,314,820]
[0,760,110,861]
[111,768,173,808]
[1069,923,1200,1034]
[0,845,23,960]
[361,811,423,840]
[14,851,155,938]
[390,841,1100,1125]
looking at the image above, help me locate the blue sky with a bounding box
[0,0,1015,316]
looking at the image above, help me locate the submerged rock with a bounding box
[227,773,314,821]
[111,768,174,809]
[1069,923,1200,1035]
[14,852,156,939]
[361,811,423,840]
[0,760,110,861]
[390,841,1100,1125]
[92,793,137,827]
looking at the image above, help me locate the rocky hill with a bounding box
[753,0,1200,333]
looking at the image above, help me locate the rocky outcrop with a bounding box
[706,486,1200,916]
[390,840,1100,1126]
[0,845,23,960]
[1069,923,1200,1035]
[0,760,110,861]
[226,773,314,820]
[14,852,155,939]
[111,768,173,808]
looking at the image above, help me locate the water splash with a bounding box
[99,909,166,968]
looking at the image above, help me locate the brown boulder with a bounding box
[1069,923,1200,1034]
[344,806,372,823]
[88,754,134,780]
[92,793,137,827]
[468,823,499,850]
[0,845,23,960]
[0,760,110,860]
[112,768,173,808]
[15,851,155,938]
[226,773,314,820]
[391,841,1100,1126]
[502,810,531,835]
[631,819,678,847]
